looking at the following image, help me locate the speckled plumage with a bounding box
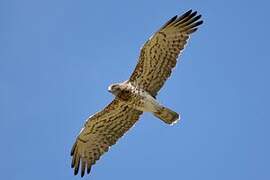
[71,10,203,177]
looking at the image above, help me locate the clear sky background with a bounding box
[1,0,270,180]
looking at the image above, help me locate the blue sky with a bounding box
[1,0,270,179]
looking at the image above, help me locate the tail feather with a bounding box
[153,106,180,125]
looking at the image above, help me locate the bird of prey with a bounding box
[71,9,203,177]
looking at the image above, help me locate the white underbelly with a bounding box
[143,99,157,112]
[126,82,161,112]
[136,94,160,112]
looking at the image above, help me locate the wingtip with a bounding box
[74,168,79,176]
[197,20,204,26]
[81,170,85,177]
[87,166,92,174]
[189,11,198,19]
[70,142,77,156]
[187,9,193,14]
[182,9,193,17]
[71,162,75,168]
[172,15,178,20]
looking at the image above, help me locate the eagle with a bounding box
[71,10,203,177]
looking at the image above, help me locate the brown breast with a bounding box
[117,90,132,101]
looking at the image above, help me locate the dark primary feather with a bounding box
[163,10,203,33]
[159,15,177,30]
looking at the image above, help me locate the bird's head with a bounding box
[108,83,122,96]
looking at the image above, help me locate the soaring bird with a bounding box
[71,10,203,177]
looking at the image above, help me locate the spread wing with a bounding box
[129,10,203,96]
[71,98,142,177]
